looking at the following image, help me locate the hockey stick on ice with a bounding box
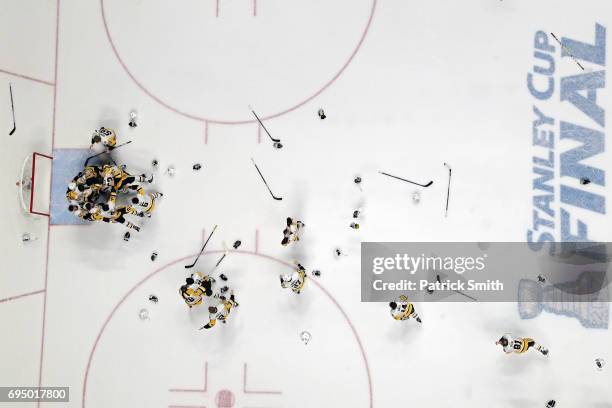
[210,240,241,274]
[214,251,228,269]
[550,33,585,71]
[432,274,477,301]
[379,171,433,187]
[455,290,477,301]
[439,274,476,301]
[185,225,218,269]
[444,163,452,217]
[249,106,280,143]
[84,140,132,166]
[251,158,283,200]
[8,83,16,135]
[213,242,229,269]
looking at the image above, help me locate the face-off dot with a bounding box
[215,389,235,408]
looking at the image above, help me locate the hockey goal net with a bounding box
[17,152,53,217]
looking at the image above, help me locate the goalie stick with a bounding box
[379,171,433,187]
[84,140,132,166]
[185,225,218,269]
[251,158,282,200]
[8,83,16,135]
[249,106,280,143]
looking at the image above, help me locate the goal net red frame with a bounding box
[19,152,53,217]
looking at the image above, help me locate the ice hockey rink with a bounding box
[1,0,612,407]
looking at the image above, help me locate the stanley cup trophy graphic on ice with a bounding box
[518,242,611,329]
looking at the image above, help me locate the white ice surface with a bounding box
[1,0,611,407]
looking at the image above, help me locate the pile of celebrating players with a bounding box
[180,272,238,330]
[66,163,161,232]
[65,126,162,232]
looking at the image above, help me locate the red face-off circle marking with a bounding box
[100,0,377,124]
[81,250,373,407]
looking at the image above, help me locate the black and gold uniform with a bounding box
[389,295,422,323]
[179,273,215,308]
[496,334,548,356]
[91,126,117,150]
[281,217,305,246]
[131,192,163,217]
[76,166,102,185]
[101,205,142,231]
[280,263,307,294]
[201,293,238,329]
[180,283,206,308]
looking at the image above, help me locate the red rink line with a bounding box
[242,363,281,395]
[38,0,61,405]
[168,406,206,408]
[100,0,377,125]
[169,362,208,393]
[30,152,53,217]
[82,251,373,408]
[0,289,45,304]
[255,229,259,253]
[214,0,257,18]
[0,68,55,86]
[242,406,279,408]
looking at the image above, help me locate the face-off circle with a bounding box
[81,250,372,408]
[100,0,377,124]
